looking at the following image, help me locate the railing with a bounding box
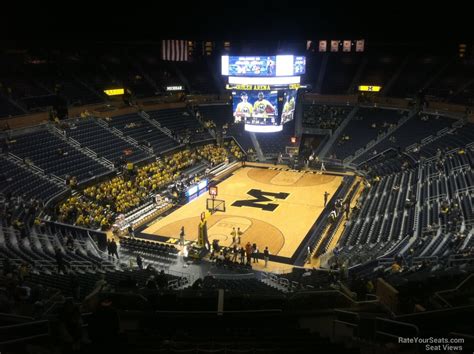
[374,317,419,342]
[0,320,50,346]
[83,147,98,157]
[433,274,474,308]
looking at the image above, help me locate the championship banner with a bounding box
[319,40,327,52]
[343,40,351,52]
[356,39,365,52]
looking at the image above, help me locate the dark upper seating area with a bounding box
[425,59,474,100]
[354,113,456,164]
[66,118,150,163]
[107,113,178,154]
[0,95,24,117]
[302,104,351,130]
[8,129,110,182]
[197,104,232,126]
[356,53,404,89]
[321,54,361,94]
[175,60,218,93]
[388,55,448,98]
[0,155,65,202]
[328,107,406,160]
[226,122,254,152]
[138,56,183,93]
[147,108,212,142]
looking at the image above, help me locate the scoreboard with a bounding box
[222,55,306,77]
[223,55,305,133]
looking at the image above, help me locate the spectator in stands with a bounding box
[345,201,350,218]
[107,239,113,260]
[55,247,66,274]
[263,247,270,267]
[110,239,119,259]
[390,261,401,273]
[136,254,143,270]
[128,225,135,238]
[18,262,29,281]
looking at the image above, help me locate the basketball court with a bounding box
[140,165,347,265]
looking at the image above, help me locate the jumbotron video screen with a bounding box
[223,55,304,133]
[222,55,306,77]
[233,90,278,125]
[232,89,297,127]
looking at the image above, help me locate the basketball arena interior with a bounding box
[0,11,473,354]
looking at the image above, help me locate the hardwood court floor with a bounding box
[143,166,343,258]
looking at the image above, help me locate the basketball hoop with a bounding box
[209,185,218,199]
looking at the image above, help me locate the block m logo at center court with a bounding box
[231,189,290,211]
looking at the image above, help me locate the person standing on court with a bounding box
[237,227,243,244]
[232,244,238,262]
[245,242,252,265]
[263,247,270,268]
[320,161,326,172]
[180,226,185,246]
[239,247,246,264]
[231,227,237,244]
[252,243,259,263]
[324,191,330,207]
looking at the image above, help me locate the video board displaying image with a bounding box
[227,56,276,77]
[222,55,306,77]
[281,89,297,125]
[294,56,306,75]
[232,90,278,126]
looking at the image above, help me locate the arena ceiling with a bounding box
[1,1,472,43]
